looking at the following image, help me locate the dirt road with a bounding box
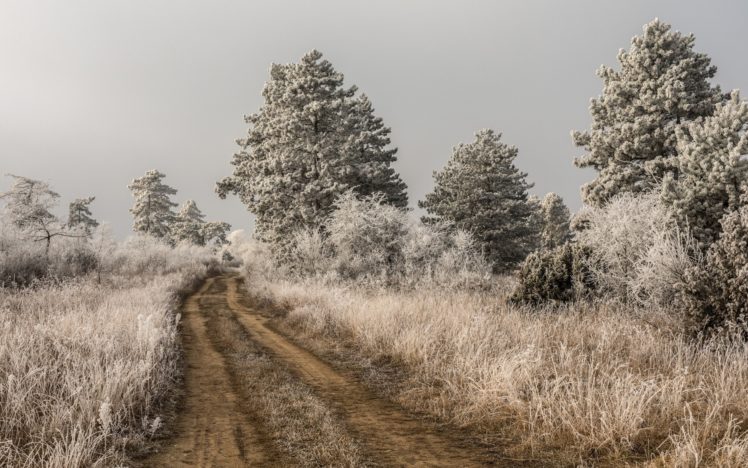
[142,275,493,467]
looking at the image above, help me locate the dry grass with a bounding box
[0,245,213,467]
[248,276,748,467]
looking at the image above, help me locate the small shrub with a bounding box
[681,206,748,335]
[510,242,596,305]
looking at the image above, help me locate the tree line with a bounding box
[216,19,748,334]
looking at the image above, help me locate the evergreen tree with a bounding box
[171,200,205,245]
[662,91,748,247]
[171,200,231,246]
[217,50,407,254]
[539,192,571,250]
[68,197,98,234]
[572,19,723,207]
[419,129,538,272]
[339,94,408,206]
[128,170,177,239]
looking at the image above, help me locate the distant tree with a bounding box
[572,19,723,207]
[0,174,79,255]
[662,91,748,247]
[539,192,571,250]
[216,50,407,255]
[170,200,204,245]
[171,200,231,246]
[67,196,99,234]
[128,170,177,239]
[419,129,538,272]
[200,221,231,247]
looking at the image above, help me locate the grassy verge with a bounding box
[246,277,748,467]
[0,265,211,467]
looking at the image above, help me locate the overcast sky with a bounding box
[2,1,747,238]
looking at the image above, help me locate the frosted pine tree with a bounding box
[572,19,723,207]
[419,129,538,272]
[339,94,408,206]
[171,200,205,245]
[128,170,177,239]
[170,199,231,246]
[217,50,407,255]
[662,91,748,247]
[68,197,98,234]
[539,192,571,250]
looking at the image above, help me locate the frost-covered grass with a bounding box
[0,236,216,467]
[250,276,748,467]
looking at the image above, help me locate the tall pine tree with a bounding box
[572,19,723,207]
[419,129,538,272]
[128,170,177,239]
[217,50,407,254]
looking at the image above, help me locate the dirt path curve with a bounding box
[143,277,271,467]
[224,275,492,467]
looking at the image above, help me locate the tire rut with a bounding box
[223,275,494,467]
[140,278,274,467]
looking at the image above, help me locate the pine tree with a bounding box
[339,94,408,205]
[171,200,205,245]
[216,50,407,254]
[539,192,571,250]
[68,197,98,234]
[661,91,748,247]
[171,200,231,246]
[572,19,723,207]
[419,129,538,272]
[128,170,177,239]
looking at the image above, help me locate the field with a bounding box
[244,275,748,467]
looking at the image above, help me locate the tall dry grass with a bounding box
[249,277,748,466]
[0,236,216,467]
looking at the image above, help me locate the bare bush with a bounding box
[575,192,700,306]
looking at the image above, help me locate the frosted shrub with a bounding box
[0,222,97,286]
[428,230,492,289]
[681,206,748,335]
[510,242,597,304]
[289,228,331,277]
[576,192,693,304]
[633,227,703,307]
[222,229,278,282]
[326,191,409,282]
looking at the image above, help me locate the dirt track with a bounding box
[143,275,491,467]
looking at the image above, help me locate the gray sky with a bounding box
[2,1,747,238]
